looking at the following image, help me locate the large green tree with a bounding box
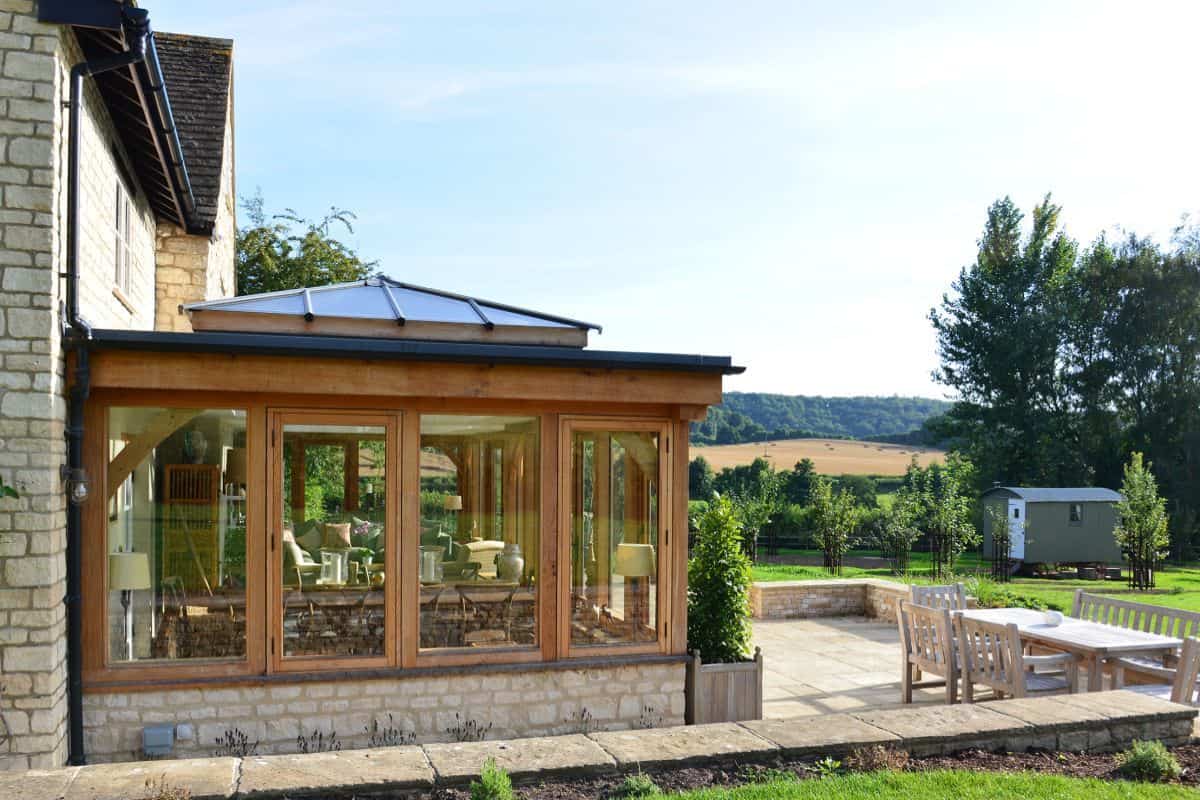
[933,199,1200,559]
[930,194,1084,488]
[236,192,376,295]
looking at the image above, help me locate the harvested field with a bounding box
[694,437,943,475]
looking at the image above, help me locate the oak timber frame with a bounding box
[80,350,710,689]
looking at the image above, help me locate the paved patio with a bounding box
[754,616,947,719]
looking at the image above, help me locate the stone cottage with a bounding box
[0,0,739,771]
[0,0,234,770]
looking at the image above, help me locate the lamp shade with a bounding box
[443,495,463,511]
[614,543,656,578]
[225,447,247,487]
[109,552,151,591]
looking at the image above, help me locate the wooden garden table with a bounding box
[959,607,1182,692]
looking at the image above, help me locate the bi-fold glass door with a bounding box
[268,410,400,671]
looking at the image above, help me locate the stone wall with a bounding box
[0,1,67,771]
[750,579,940,624]
[0,4,182,770]
[154,87,236,332]
[82,662,685,764]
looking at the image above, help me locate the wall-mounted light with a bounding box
[60,465,90,505]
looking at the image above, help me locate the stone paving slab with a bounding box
[741,714,899,756]
[852,703,1031,745]
[588,722,777,769]
[1048,690,1195,723]
[238,746,434,797]
[423,734,615,785]
[65,757,239,800]
[0,766,79,800]
[987,696,1111,732]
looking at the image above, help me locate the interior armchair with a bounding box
[281,530,321,588]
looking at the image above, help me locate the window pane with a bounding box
[280,423,387,659]
[570,430,659,647]
[418,415,539,650]
[106,407,248,663]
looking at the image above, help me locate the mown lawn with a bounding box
[674,770,1194,799]
[752,550,1200,613]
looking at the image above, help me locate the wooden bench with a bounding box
[1073,590,1200,682]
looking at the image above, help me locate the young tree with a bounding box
[236,192,375,295]
[984,502,1018,582]
[1114,452,1170,590]
[687,495,752,663]
[730,468,780,563]
[904,455,978,579]
[809,475,861,576]
[876,487,921,575]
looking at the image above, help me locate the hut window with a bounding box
[105,407,248,664]
[417,414,540,652]
[568,426,662,649]
[1070,503,1083,523]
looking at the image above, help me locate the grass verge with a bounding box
[673,770,1196,799]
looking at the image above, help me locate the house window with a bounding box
[1070,503,1083,523]
[567,422,666,651]
[418,415,540,652]
[1013,507,1020,519]
[105,407,248,664]
[114,180,133,295]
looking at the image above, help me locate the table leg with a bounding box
[1086,656,1105,692]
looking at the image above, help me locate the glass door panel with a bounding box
[276,416,392,663]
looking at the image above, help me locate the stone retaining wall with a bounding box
[81,662,685,764]
[7,690,1196,799]
[750,579,913,622]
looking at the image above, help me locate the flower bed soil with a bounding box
[423,744,1200,799]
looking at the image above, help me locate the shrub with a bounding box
[144,777,191,800]
[687,495,752,663]
[1115,740,1181,782]
[470,757,515,800]
[845,745,910,772]
[966,576,1059,611]
[614,771,662,798]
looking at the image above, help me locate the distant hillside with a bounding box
[690,393,951,445]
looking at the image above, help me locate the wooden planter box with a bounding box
[685,647,763,725]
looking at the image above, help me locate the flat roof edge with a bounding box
[85,329,746,375]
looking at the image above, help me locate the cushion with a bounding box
[458,540,504,578]
[293,519,323,552]
[323,522,352,549]
[283,540,312,568]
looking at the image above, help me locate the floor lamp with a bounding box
[614,543,656,641]
[109,551,151,661]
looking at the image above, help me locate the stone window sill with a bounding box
[112,286,137,315]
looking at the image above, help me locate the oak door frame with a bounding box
[557,416,674,659]
[267,409,401,674]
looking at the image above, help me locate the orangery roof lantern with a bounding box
[183,276,602,347]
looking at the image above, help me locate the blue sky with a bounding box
[153,1,1200,397]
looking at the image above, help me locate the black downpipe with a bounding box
[63,6,152,767]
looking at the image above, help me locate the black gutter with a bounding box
[62,6,154,767]
[86,328,746,375]
[137,31,200,231]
